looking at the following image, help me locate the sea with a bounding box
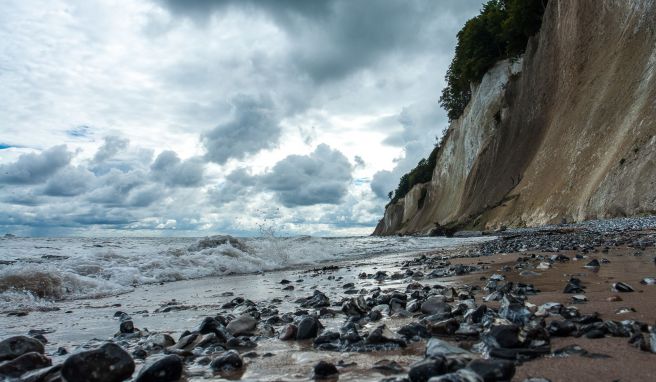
[0,235,492,312]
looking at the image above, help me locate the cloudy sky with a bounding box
[0,0,481,237]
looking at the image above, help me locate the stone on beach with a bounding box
[135,355,183,382]
[0,352,51,378]
[226,315,258,336]
[61,343,135,382]
[0,336,45,361]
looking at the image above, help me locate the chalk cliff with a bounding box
[374,0,656,235]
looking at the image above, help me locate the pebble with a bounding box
[210,350,243,372]
[61,343,135,382]
[0,336,45,361]
[408,356,447,382]
[313,361,338,379]
[612,282,634,292]
[226,315,258,336]
[0,352,51,378]
[135,355,183,382]
[296,316,320,340]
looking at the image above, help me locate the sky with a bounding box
[0,0,482,237]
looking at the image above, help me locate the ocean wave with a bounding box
[0,235,492,310]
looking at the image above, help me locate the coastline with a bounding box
[1,220,655,381]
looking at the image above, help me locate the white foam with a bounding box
[0,235,493,310]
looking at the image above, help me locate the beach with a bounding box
[1,217,656,381]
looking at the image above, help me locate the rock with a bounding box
[366,325,406,348]
[298,290,330,308]
[210,350,243,372]
[612,282,634,292]
[372,359,404,374]
[17,364,62,382]
[279,324,298,340]
[563,278,584,294]
[0,352,51,378]
[61,343,135,382]
[342,296,368,316]
[483,325,521,349]
[148,333,175,348]
[198,317,222,334]
[650,326,656,353]
[640,277,656,285]
[584,259,600,268]
[606,295,622,302]
[428,318,460,336]
[425,338,471,358]
[0,336,45,361]
[296,316,320,340]
[313,361,338,379]
[398,322,429,339]
[467,359,515,382]
[427,369,483,382]
[135,355,183,382]
[547,320,577,337]
[119,320,135,334]
[421,297,451,315]
[408,356,447,382]
[226,315,258,336]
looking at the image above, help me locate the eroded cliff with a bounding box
[375,0,656,235]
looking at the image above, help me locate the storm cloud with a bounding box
[0,145,72,185]
[261,144,353,207]
[202,94,281,165]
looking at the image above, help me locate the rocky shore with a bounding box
[2,217,656,381]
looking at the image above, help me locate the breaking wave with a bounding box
[0,234,492,311]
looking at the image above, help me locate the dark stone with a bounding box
[483,325,521,349]
[279,324,298,341]
[408,356,447,382]
[0,336,45,361]
[372,359,404,374]
[428,318,460,336]
[16,364,62,382]
[425,338,471,358]
[226,315,258,336]
[467,359,515,382]
[313,361,338,379]
[547,320,577,337]
[61,343,135,382]
[0,352,51,378]
[298,290,330,308]
[314,331,340,346]
[584,259,600,268]
[135,355,183,382]
[366,325,406,348]
[421,297,450,315]
[119,320,135,334]
[428,369,484,382]
[398,322,429,339]
[563,278,584,294]
[210,350,243,372]
[198,317,221,334]
[612,282,634,292]
[296,316,320,340]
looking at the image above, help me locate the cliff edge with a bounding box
[375,0,656,235]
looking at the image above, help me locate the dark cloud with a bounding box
[208,168,257,205]
[158,0,481,83]
[261,144,352,207]
[43,166,94,197]
[202,94,281,164]
[93,136,129,163]
[151,150,205,187]
[0,145,72,185]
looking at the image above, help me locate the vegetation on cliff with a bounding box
[388,0,548,203]
[440,0,548,121]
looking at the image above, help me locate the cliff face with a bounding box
[374,0,656,235]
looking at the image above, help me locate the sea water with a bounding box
[0,235,492,312]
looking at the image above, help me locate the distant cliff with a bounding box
[374,0,656,235]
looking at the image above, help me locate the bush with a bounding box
[439,0,548,121]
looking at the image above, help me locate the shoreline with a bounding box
[1,221,655,381]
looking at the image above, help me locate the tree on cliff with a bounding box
[440,0,548,121]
